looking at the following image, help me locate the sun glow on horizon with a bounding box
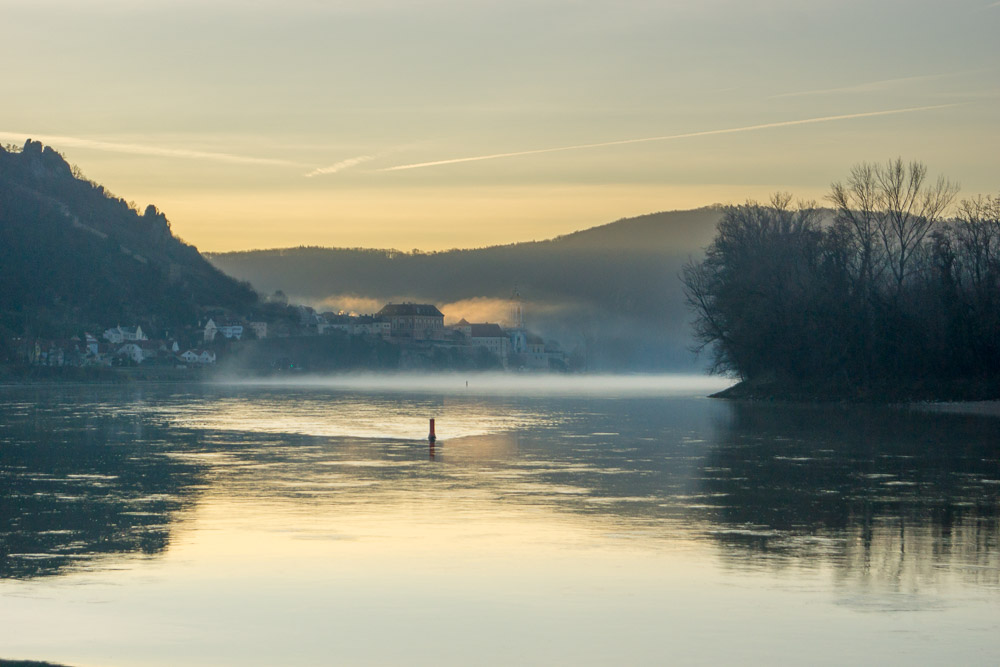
[1,1,995,251]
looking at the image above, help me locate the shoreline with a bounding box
[0,365,208,386]
[3,369,998,410]
[711,378,1000,405]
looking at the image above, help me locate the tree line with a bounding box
[683,159,999,398]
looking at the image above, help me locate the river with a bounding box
[1,376,998,665]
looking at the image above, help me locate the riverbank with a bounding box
[0,364,209,385]
[712,376,1000,403]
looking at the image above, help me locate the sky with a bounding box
[1,0,998,252]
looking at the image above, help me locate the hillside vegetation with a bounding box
[208,208,724,370]
[0,140,259,344]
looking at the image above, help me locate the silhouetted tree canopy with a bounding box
[684,160,999,399]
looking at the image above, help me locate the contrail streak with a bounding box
[381,104,959,172]
[305,155,375,177]
[0,131,307,168]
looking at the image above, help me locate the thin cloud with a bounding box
[0,131,306,168]
[305,155,375,177]
[381,104,960,172]
[770,73,955,99]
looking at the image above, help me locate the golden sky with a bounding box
[2,0,998,252]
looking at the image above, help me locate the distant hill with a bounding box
[207,207,725,370]
[0,140,259,343]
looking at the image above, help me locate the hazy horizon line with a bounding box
[202,203,736,256]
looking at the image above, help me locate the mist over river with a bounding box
[1,377,998,666]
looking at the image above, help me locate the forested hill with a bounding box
[207,207,724,370]
[0,140,258,340]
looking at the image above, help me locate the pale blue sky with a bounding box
[2,0,997,250]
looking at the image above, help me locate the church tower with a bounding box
[509,287,525,330]
[508,287,527,354]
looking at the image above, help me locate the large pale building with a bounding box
[376,303,445,340]
[468,323,510,363]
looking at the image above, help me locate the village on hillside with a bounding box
[11,292,568,373]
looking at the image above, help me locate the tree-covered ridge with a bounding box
[207,208,725,370]
[206,207,722,303]
[683,160,999,399]
[0,140,259,343]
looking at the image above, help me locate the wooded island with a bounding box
[684,159,999,401]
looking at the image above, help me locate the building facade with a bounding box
[376,303,445,340]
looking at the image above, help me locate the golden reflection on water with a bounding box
[156,394,561,440]
[171,486,709,572]
[1,383,999,666]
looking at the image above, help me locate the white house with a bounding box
[204,319,246,341]
[121,326,146,342]
[352,316,390,337]
[218,321,244,340]
[117,343,145,364]
[203,319,218,342]
[468,323,510,363]
[104,325,147,344]
[180,349,216,364]
[513,333,550,369]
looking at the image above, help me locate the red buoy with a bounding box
[428,418,436,442]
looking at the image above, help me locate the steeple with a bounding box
[509,287,525,329]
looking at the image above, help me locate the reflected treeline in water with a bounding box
[0,387,202,579]
[3,383,998,593]
[701,403,1000,588]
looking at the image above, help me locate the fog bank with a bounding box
[212,372,733,397]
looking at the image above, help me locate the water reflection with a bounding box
[1,384,998,595]
[0,387,202,579]
[701,403,1000,591]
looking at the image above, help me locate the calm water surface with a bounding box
[0,377,998,666]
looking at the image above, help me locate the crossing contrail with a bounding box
[0,131,307,168]
[381,104,959,172]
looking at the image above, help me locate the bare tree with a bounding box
[830,162,885,294]
[830,159,958,297]
[953,194,1000,292]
